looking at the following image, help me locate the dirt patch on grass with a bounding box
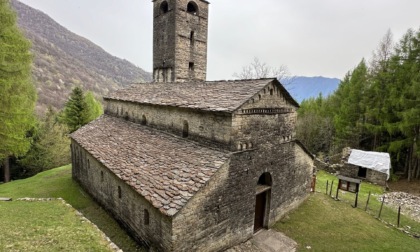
[388,179,420,196]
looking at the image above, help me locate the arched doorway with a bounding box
[254,172,272,233]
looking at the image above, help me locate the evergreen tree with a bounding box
[60,87,103,133]
[60,87,89,133]
[0,0,37,182]
[19,108,70,176]
[333,60,368,148]
[386,28,420,180]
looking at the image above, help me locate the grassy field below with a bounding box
[0,165,145,252]
[274,170,420,251]
[0,200,112,251]
[1,166,419,251]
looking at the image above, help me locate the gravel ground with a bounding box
[380,192,420,223]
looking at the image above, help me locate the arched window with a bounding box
[182,120,189,138]
[258,172,272,186]
[144,209,150,225]
[187,1,198,15]
[160,1,169,14]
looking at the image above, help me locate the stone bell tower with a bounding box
[153,0,209,82]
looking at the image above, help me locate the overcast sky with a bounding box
[18,0,420,80]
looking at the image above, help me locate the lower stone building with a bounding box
[71,79,314,251]
[340,148,390,186]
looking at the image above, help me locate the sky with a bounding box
[18,0,420,80]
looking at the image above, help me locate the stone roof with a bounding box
[71,115,230,216]
[104,78,298,112]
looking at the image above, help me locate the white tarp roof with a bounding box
[347,149,391,180]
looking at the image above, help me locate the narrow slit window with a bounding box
[189,62,194,71]
[118,186,122,199]
[190,31,195,46]
[183,120,189,138]
[144,209,150,225]
[101,171,104,182]
[141,115,147,125]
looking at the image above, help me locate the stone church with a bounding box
[71,0,314,251]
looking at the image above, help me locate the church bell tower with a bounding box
[153,0,209,82]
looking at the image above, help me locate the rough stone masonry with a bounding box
[71,0,314,251]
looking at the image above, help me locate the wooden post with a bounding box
[365,191,371,211]
[378,196,385,219]
[335,180,340,200]
[397,206,401,227]
[329,181,334,197]
[311,175,316,193]
[353,192,359,208]
[326,181,329,195]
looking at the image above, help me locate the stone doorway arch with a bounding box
[254,172,272,233]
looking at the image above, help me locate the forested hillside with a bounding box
[11,0,152,114]
[297,29,420,181]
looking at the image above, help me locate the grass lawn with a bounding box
[0,165,145,252]
[274,170,420,251]
[0,200,111,251]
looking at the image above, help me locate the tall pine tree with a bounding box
[60,87,103,133]
[0,0,37,182]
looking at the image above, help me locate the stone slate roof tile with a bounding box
[104,78,296,112]
[71,115,230,216]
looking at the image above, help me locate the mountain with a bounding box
[284,76,340,103]
[11,0,152,114]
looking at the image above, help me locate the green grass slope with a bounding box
[275,171,420,251]
[0,165,145,252]
[0,200,112,251]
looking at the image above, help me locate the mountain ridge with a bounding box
[284,76,340,103]
[12,0,152,114]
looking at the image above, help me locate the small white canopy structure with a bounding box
[347,149,391,180]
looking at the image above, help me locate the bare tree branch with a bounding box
[233,57,293,86]
[233,57,289,79]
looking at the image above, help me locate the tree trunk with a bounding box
[3,156,10,183]
[407,147,413,182]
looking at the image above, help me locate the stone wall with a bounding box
[339,164,387,186]
[105,100,232,149]
[153,0,208,82]
[153,0,177,82]
[171,141,313,252]
[175,0,208,81]
[71,140,173,251]
[231,81,297,151]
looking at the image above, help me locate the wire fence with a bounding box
[316,178,420,238]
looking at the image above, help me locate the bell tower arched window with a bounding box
[187,1,198,15]
[160,1,169,14]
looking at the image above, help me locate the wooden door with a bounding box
[254,191,266,232]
